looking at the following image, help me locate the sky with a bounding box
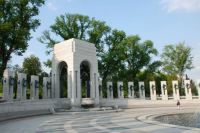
[11,0,200,80]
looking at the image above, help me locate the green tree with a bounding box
[101,33,159,81]
[123,36,159,80]
[43,59,52,68]
[39,13,111,67]
[0,0,45,79]
[22,55,42,76]
[161,43,193,87]
[99,30,160,98]
[100,29,126,81]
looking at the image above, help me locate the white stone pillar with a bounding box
[17,73,27,100]
[90,72,94,99]
[197,80,200,99]
[43,77,51,99]
[161,81,168,100]
[128,82,134,98]
[51,74,54,99]
[68,71,72,99]
[71,70,81,107]
[117,81,124,98]
[150,81,156,100]
[139,81,145,99]
[68,69,82,107]
[172,80,179,100]
[30,75,39,100]
[99,79,103,98]
[3,69,15,101]
[184,80,192,100]
[54,73,60,98]
[94,73,99,105]
[107,82,113,99]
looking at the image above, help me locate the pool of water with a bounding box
[155,112,200,128]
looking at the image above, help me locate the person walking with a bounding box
[177,100,180,110]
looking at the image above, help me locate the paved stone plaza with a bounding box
[1,106,200,133]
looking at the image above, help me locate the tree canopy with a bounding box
[22,55,42,76]
[100,30,160,81]
[0,0,45,79]
[161,42,193,85]
[39,13,111,56]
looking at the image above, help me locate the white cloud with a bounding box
[47,2,57,11]
[161,0,200,12]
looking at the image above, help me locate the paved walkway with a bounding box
[1,106,200,133]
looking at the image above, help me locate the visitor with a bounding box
[177,100,180,110]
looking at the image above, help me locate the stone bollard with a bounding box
[184,80,192,100]
[43,77,51,99]
[117,81,124,99]
[30,75,39,100]
[17,73,27,100]
[3,69,15,101]
[149,81,156,100]
[161,81,168,100]
[128,82,134,98]
[107,82,113,99]
[139,81,145,99]
[172,80,179,100]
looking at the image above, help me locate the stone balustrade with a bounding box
[2,69,200,104]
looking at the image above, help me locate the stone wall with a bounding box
[0,98,71,121]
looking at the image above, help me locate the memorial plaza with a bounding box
[1,39,200,132]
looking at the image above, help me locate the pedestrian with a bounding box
[177,100,180,110]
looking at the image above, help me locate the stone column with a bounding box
[30,75,39,100]
[99,79,103,98]
[139,81,145,99]
[184,80,192,100]
[128,82,134,98]
[77,70,81,106]
[70,69,81,107]
[117,81,123,98]
[197,80,200,99]
[94,73,99,105]
[172,80,179,100]
[161,81,168,100]
[17,73,27,100]
[149,81,156,100]
[51,73,55,99]
[68,71,72,99]
[43,77,51,99]
[3,69,15,101]
[107,82,113,99]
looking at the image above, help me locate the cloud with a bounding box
[47,2,57,11]
[161,0,200,12]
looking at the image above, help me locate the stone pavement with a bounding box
[1,106,200,133]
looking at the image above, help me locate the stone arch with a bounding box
[52,39,99,106]
[58,61,68,98]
